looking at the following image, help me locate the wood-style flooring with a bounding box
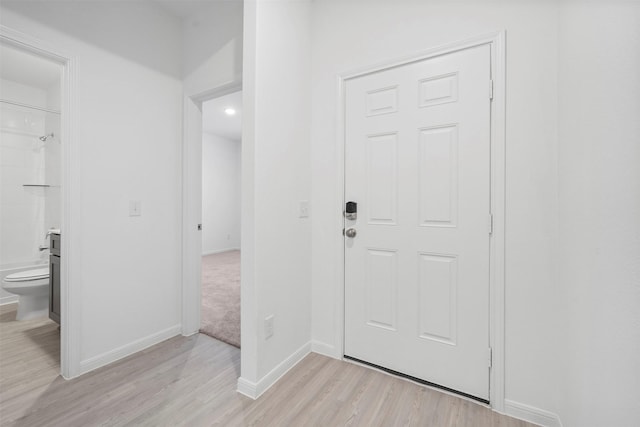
[0,303,535,426]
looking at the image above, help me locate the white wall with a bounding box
[240,0,312,389]
[0,78,47,106]
[182,0,243,97]
[309,0,563,420]
[309,1,640,425]
[1,1,184,372]
[558,2,640,426]
[202,132,240,254]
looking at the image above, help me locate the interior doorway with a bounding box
[199,91,242,348]
[0,30,77,378]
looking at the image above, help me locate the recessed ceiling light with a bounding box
[224,107,236,116]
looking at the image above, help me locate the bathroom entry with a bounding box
[199,91,242,348]
[0,42,63,359]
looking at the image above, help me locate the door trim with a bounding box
[0,25,81,379]
[336,31,506,410]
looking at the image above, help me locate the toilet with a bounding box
[2,268,50,321]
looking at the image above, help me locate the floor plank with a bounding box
[0,303,536,426]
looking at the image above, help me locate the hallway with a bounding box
[0,303,534,426]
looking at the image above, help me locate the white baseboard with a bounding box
[311,340,340,359]
[0,295,18,306]
[202,247,240,256]
[181,328,199,337]
[237,376,257,399]
[79,324,182,375]
[237,341,312,400]
[503,399,563,427]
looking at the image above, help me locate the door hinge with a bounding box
[488,213,494,235]
[489,79,494,100]
[488,347,493,368]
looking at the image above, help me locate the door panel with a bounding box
[344,45,492,400]
[418,125,459,226]
[365,249,398,330]
[366,133,398,224]
[418,252,457,345]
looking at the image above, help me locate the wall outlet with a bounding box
[299,200,310,218]
[264,315,274,339]
[129,200,141,216]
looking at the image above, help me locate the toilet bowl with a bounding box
[2,268,49,321]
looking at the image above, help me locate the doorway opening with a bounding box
[0,40,68,375]
[199,91,242,348]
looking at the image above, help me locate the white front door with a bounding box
[344,44,492,401]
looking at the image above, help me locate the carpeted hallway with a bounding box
[201,250,240,348]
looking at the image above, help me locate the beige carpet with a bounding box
[200,250,240,348]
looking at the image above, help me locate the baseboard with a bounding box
[202,247,240,256]
[503,399,563,427]
[79,324,182,375]
[181,328,199,337]
[0,295,18,306]
[311,340,340,359]
[237,376,257,399]
[237,341,312,400]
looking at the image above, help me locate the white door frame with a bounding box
[181,81,242,336]
[336,31,506,410]
[0,25,81,379]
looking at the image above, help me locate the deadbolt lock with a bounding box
[345,201,357,220]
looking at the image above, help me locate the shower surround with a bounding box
[0,77,61,304]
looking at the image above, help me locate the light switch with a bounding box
[129,200,141,216]
[299,200,310,218]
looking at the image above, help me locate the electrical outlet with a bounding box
[264,315,274,339]
[299,200,310,218]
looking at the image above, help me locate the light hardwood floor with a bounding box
[0,303,535,427]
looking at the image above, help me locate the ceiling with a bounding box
[153,0,213,19]
[1,5,241,139]
[153,0,242,20]
[0,43,62,89]
[202,90,242,141]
